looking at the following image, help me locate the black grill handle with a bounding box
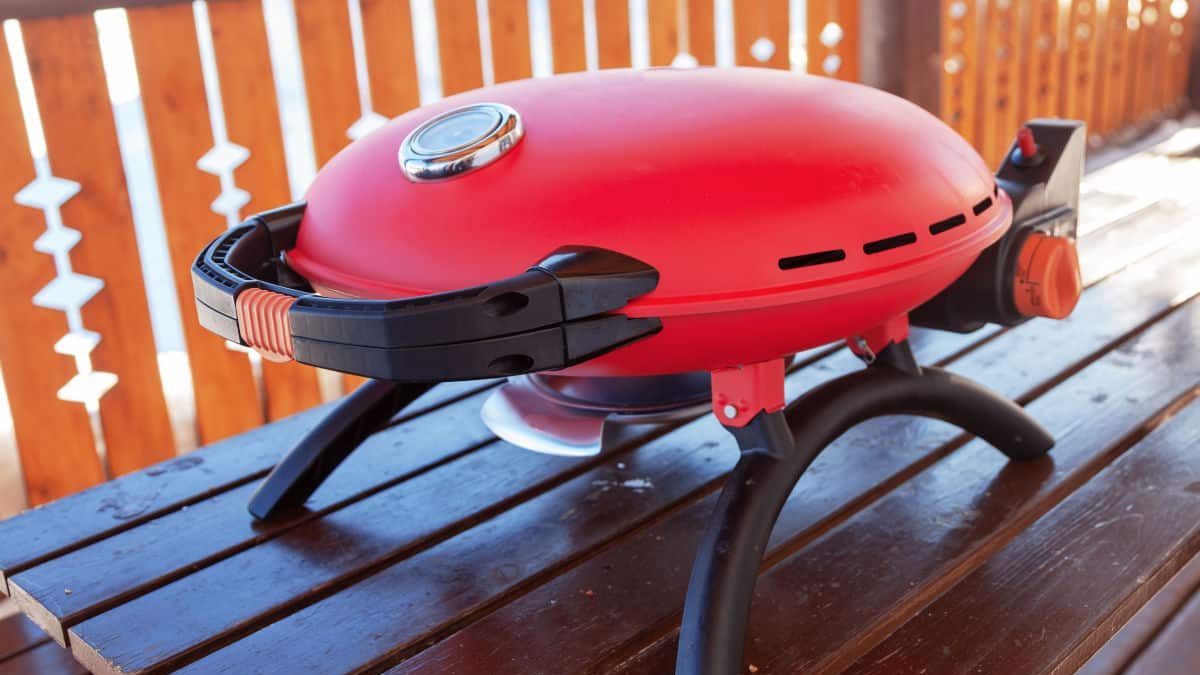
[190,202,662,381]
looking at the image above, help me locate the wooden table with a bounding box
[1,133,1199,674]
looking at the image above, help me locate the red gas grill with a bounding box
[193,68,1084,675]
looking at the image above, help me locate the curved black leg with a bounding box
[248,379,435,520]
[676,409,810,675]
[676,341,1053,675]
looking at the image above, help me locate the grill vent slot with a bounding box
[973,196,994,216]
[778,249,846,270]
[863,232,917,255]
[929,213,967,235]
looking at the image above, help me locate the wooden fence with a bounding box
[0,0,1194,508]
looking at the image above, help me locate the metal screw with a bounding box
[723,404,738,419]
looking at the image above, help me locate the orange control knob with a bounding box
[1012,232,1082,320]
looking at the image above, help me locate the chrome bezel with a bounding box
[399,103,524,182]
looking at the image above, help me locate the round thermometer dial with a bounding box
[399,102,524,182]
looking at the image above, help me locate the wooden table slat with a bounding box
[10,385,500,645]
[843,395,1200,675]
[1123,577,1200,675]
[0,614,47,663]
[0,640,84,675]
[0,380,489,590]
[1074,198,1200,285]
[1078,552,1200,674]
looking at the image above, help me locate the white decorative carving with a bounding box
[819,22,843,48]
[672,0,698,68]
[32,275,104,312]
[208,185,251,221]
[16,170,118,408]
[57,371,120,405]
[15,174,79,211]
[347,111,388,141]
[196,141,250,176]
[54,330,101,356]
[671,52,699,68]
[195,138,251,228]
[5,19,117,412]
[193,2,253,229]
[822,54,842,75]
[750,37,776,63]
[32,227,81,256]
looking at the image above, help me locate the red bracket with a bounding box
[711,358,786,428]
[847,314,909,363]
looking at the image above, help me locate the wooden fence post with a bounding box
[1190,1,1200,104]
[859,0,941,114]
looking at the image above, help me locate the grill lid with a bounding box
[286,67,1005,320]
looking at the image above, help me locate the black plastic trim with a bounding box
[289,271,564,349]
[292,315,662,381]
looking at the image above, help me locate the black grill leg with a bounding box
[675,340,1053,675]
[248,379,435,520]
[675,408,811,675]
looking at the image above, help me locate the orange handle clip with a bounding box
[234,288,298,362]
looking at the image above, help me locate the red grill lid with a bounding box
[284,67,1010,375]
[287,67,1005,315]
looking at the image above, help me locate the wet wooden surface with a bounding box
[0,613,82,674]
[1,135,1200,674]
